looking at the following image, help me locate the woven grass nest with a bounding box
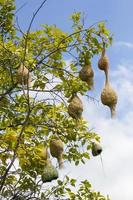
[98,48,109,73]
[79,65,94,89]
[98,47,118,118]
[101,82,118,118]
[17,64,31,85]
[68,94,83,120]
[41,160,58,183]
[50,139,64,169]
[92,142,102,157]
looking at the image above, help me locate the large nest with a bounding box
[41,160,58,183]
[79,65,94,89]
[17,64,31,85]
[50,139,64,169]
[101,83,118,118]
[68,94,83,119]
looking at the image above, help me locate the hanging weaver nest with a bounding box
[101,82,118,118]
[41,160,58,183]
[92,142,102,156]
[68,94,83,120]
[50,139,64,169]
[98,48,109,74]
[17,64,31,85]
[98,46,118,118]
[79,65,94,89]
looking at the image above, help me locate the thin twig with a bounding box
[23,0,48,62]
[15,2,27,14]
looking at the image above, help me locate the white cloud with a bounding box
[111,64,133,113]
[62,63,133,200]
[114,41,133,48]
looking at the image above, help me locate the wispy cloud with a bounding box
[114,41,133,48]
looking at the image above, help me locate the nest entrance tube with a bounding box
[110,104,116,118]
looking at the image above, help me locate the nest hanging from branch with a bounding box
[17,64,31,86]
[50,139,64,169]
[98,48,109,74]
[41,160,58,183]
[98,46,118,118]
[92,142,102,156]
[68,94,83,120]
[79,65,94,89]
[101,81,118,118]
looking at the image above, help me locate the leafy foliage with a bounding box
[0,1,112,199]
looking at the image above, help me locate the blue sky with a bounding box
[15,0,133,41]
[15,1,133,200]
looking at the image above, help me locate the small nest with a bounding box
[17,64,31,86]
[79,65,94,89]
[98,48,109,73]
[41,160,58,183]
[79,65,94,80]
[92,142,102,156]
[101,83,118,118]
[68,95,83,119]
[50,139,64,169]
